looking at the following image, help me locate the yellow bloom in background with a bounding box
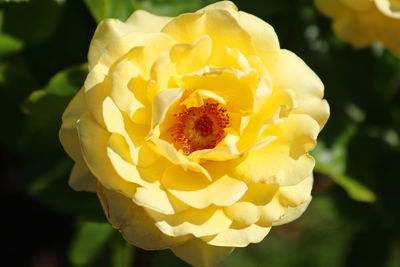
[314,0,400,55]
[59,1,329,266]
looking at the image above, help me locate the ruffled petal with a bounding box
[232,140,315,186]
[102,97,143,160]
[272,50,329,128]
[76,113,135,197]
[264,114,320,158]
[133,184,189,215]
[172,238,233,267]
[273,197,312,226]
[279,174,313,207]
[182,66,258,113]
[170,35,213,74]
[146,207,232,238]
[202,223,271,247]
[98,185,190,250]
[150,88,183,137]
[109,59,144,117]
[125,10,173,32]
[163,166,247,209]
[88,19,144,70]
[150,138,211,180]
[226,186,286,225]
[237,89,296,151]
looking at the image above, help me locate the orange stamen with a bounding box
[169,101,229,155]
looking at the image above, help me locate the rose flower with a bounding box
[314,0,400,56]
[59,1,329,266]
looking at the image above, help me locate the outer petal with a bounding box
[59,89,87,161]
[172,238,233,267]
[225,183,279,225]
[279,174,313,207]
[125,10,172,32]
[273,197,312,226]
[202,223,271,247]
[88,10,172,70]
[76,113,135,197]
[98,185,190,250]
[232,141,315,186]
[272,49,329,128]
[162,4,279,71]
[69,162,97,192]
[88,19,144,70]
[59,89,98,192]
[264,114,320,158]
[146,207,232,238]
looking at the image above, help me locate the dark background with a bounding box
[1,0,399,266]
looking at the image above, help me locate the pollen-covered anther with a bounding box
[170,101,230,155]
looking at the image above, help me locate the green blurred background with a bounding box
[1,0,399,266]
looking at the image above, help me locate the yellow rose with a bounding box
[314,0,400,55]
[59,1,329,266]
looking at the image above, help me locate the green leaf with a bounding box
[20,65,86,155]
[110,234,134,267]
[0,32,23,57]
[83,0,139,22]
[139,0,213,16]
[22,64,87,119]
[2,0,65,44]
[0,0,30,2]
[70,221,114,267]
[312,125,376,202]
[18,65,105,220]
[23,157,104,220]
[44,64,87,96]
[0,60,37,150]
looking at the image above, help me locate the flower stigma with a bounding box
[170,100,230,155]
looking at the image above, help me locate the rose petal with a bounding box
[98,185,190,250]
[264,114,320,158]
[279,174,313,207]
[273,197,312,226]
[150,138,212,180]
[170,35,212,74]
[182,66,258,113]
[125,10,172,32]
[88,19,144,70]
[172,238,233,267]
[146,207,232,237]
[76,113,135,197]
[202,223,271,247]
[68,162,97,192]
[163,166,247,209]
[232,141,315,186]
[133,185,189,215]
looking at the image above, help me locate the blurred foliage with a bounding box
[1,0,399,266]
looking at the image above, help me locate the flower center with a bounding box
[170,101,229,155]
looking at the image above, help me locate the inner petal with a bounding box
[169,100,230,155]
